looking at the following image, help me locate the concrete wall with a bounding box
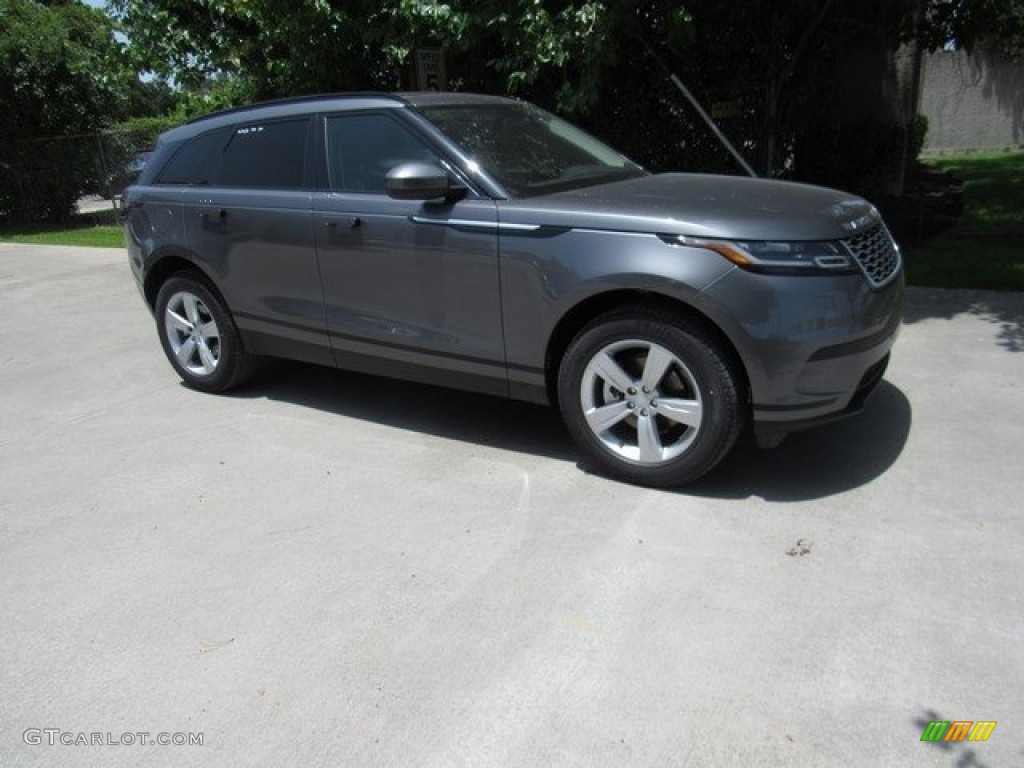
[920,50,1023,153]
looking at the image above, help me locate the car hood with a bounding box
[499,173,881,241]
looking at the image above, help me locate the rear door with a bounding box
[181,118,331,364]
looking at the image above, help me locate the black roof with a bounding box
[186,91,517,126]
[185,92,400,125]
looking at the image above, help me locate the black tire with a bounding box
[154,273,254,393]
[557,306,744,487]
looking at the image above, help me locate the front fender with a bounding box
[499,228,739,401]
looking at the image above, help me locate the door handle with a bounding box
[200,208,228,220]
[325,216,361,230]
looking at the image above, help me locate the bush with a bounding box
[0,0,131,223]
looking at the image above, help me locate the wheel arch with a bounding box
[143,250,221,311]
[544,289,751,410]
[147,252,258,365]
[150,257,257,391]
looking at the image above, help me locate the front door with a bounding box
[313,111,506,396]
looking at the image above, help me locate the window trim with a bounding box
[315,109,481,198]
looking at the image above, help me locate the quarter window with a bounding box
[326,114,439,194]
[156,129,227,186]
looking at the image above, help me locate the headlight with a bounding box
[678,236,856,275]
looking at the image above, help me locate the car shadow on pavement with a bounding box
[226,363,911,501]
[691,381,912,501]
[231,360,578,462]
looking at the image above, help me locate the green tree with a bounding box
[919,0,1024,59]
[108,0,469,99]
[108,0,1023,194]
[107,0,696,164]
[0,0,134,221]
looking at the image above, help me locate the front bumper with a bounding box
[701,265,904,438]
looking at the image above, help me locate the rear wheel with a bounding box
[155,274,254,392]
[558,307,744,487]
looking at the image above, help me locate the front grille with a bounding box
[841,225,901,288]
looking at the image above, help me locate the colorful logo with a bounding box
[921,721,996,742]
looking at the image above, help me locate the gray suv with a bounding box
[124,92,903,487]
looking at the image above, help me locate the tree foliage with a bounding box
[0,0,134,221]
[108,0,470,99]
[919,0,1024,59]
[108,0,1023,194]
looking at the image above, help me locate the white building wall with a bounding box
[920,50,1023,153]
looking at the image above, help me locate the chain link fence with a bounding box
[1,123,174,225]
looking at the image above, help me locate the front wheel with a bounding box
[558,308,744,487]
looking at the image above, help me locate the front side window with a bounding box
[218,119,308,189]
[417,102,645,198]
[325,113,439,194]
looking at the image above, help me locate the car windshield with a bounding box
[417,102,646,198]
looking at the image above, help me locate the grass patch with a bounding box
[927,152,1024,229]
[906,151,1024,291]
[903,237,1024,291]
[0,210,124,249]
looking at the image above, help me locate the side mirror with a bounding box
[385,162,464,201]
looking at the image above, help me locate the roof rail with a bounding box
[185,92,405,125]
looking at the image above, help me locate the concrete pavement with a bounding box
[1,243,1022,767]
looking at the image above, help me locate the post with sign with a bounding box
[415,48,446,91]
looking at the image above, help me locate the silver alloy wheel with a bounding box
[163,290,222,376]
[579,339,703,465]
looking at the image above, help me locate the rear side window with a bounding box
[326,113,438,193]
[218,119,309,189]
[155,130,226,185]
